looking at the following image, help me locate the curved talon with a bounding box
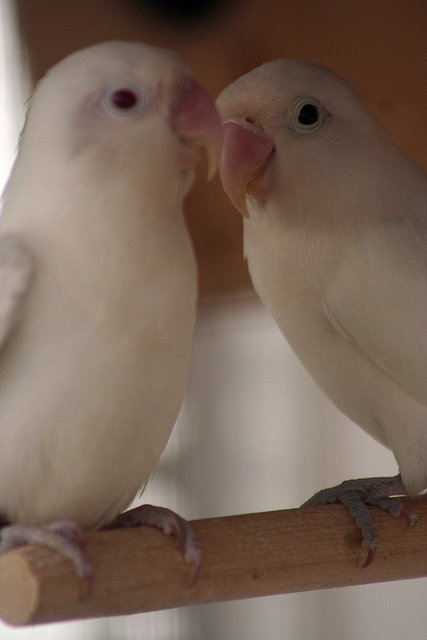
[362,547,376,569]
[302,474,410,566]
[111,504,202,584]
[79,573,94,601]
[183,536,202,586]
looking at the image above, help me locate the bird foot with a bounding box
[301,473,412,566]
[0,520,93,598]
[109,504,201,584]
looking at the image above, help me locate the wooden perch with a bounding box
[1,497,427,626]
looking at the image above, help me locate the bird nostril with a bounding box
[246,116,255,124]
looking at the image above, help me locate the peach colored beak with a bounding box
[219,119,275,217]
[170,79,223,180]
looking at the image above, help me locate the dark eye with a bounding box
[290,97,324,133]
[297,103,319,126]
[101,84,149,117]
[111,89,138,110]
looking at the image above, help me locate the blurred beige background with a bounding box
[15,0,427,297]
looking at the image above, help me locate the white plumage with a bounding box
[0,41,220,576]
[217,59,427,553]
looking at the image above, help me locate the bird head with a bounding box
[216,59,391,222]
[19,41,222,202]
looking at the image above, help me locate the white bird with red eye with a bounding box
[217,59,427,563]
[0,40,221,590]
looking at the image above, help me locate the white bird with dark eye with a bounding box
[217,58,427,563]
[0,40,222,591]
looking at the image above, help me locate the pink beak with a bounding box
[219,119,275,217]
[169,79,223,180]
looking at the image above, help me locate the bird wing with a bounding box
[0,235,34,351]
[324,220,427,407]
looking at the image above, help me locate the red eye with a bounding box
[101,84,150,117]
[111,89,138,110]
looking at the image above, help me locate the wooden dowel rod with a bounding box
[1,497,427,626]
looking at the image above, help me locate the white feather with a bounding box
[0,42,199,528]
[218,59,427,495]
